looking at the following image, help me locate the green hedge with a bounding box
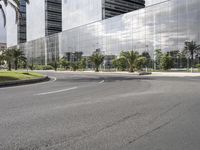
[32,65,54,70]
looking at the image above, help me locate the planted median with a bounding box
[0,71,48,87]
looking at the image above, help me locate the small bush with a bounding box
[196,64,200,72]
[32,65,54,70]
[196,64,200,68]
[42,65,54,70]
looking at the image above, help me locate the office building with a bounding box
[45,0,62,36]
[17,0,27,44]
[7,0,143,46]
[7,0,62,47]
[102,0,145,19]
[26,0,62,42]
[62,0,145,30]
[18,0,200,68]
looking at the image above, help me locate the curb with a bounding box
[0,76,50,88]
[138,72,152,75]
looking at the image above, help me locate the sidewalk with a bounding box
[150,72,200,77]
[36,70,200,77]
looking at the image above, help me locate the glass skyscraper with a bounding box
[17,0,27,44]
[7,0,62,46]
[102,0,145,19]
[62,0,145,31]
[18,0,200,69]
[45,0,62,36]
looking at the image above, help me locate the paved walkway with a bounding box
[37,70,200,77]
[150,72,200,77]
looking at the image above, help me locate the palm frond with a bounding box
[12,0,20,7]
[2,0,8,6]
[8,1,20,23]
[0,0,30,26]
[0,4,6,26]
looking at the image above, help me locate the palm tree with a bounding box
[184,41,200,68]
[13,49,26,70]
[2,49,13,71]
[0,0,29,26]
[121,50,139,72]
[89,53,104,72]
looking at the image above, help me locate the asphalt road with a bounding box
[0,71,200,150]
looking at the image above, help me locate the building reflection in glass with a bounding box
[20,0,200,69]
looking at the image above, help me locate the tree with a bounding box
[135,56,147,70]
[121,50,139,72]
[183,41,200,68]
[112,57,127,71]
[0,0,29,26]
[13,49,26,70]
[89,53,104,72]
[160,54,173,70]
[155,49,163,69]
[79,58,87,70]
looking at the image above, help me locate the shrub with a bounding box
[42,65,54,70]
[32,65,54,70]
[59,58,70,70]
[79,58,87,70]
[196,64,200,71]
[70,62,79,71]
[196,64,200,68]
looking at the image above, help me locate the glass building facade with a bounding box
[45,0,62,36]
[62,0,102,31]
[19,0,200,69]
[62,0,145,31]
[26,0,46,42]
[18,0,27,44]
[102,0,145,19]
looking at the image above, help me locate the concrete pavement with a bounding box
[0,71,200,150]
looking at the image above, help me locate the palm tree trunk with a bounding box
[14,60,18,70]
[95,65,99,72]
[8,61,11,71]
[191,50,194,68]
[129,67,134,72]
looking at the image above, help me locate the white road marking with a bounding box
[35,86,78,96]
[99,80,105,84]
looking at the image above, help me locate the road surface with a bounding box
[0,71,200,150]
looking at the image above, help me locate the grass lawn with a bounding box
[0,71,44,83]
